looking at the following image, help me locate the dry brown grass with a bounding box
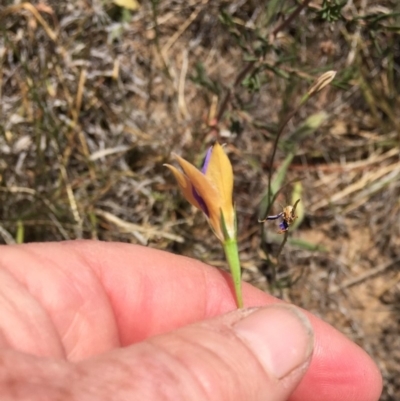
[0,0,399,398]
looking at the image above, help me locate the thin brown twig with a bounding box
[329,257,400,294]
[161,0,209,57]
[275,231,289,262]
[0,2,58,41]
[266,108,298,214]
[215,0,312,125]
[271,0,312,39]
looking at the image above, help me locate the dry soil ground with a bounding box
[0,0,399,399]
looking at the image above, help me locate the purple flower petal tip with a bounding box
[279,220,289,231]
[192,187,209,216]
[266,212,284,220]
[201,146,213,174]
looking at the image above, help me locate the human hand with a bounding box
[0,241,381,400]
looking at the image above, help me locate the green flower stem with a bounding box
[223,238,243,308]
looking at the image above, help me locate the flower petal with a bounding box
[173,154,225,240]
[201,146,213,174]
[173,154,220,208]
[279,220,289,232]
[266,212,284,220]
[164,164,203,211]
[205,143,235,234]
[205,143,233,205]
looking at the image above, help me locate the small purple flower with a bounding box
[265,212,289,233]
[263,200,300,234]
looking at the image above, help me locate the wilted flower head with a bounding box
[165,142,235,242]
[307,70,336,97]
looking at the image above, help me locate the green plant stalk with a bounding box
[16,220,24,244]
[223,238,243,308]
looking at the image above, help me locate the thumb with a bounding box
[80,305,314,401]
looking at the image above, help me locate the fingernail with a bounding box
[234,305,314,379]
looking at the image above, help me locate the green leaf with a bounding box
[191,63,220,95]
[16,220,24,244]
[271,152,294,196]
[290,182,304,230]
[283,111,328,151]
[258,153,294,220]
[288,238,328,252]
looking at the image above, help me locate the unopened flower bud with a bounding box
[307,71,336,96]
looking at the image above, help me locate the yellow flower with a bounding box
[165,142,235,242]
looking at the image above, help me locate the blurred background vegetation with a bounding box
[0,0,399,398]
